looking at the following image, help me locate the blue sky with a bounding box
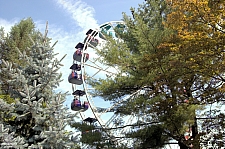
[0,0,140,31]
[0,0,142,120]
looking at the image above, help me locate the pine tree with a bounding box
[89,0,225,148]
[0,18,39,94]
[90,0,203,148]
[0,123,28,148]
[71,121,104,148]
[0,22,76,148]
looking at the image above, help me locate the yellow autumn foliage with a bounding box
[0,94,16,122]
[161,0,225,79]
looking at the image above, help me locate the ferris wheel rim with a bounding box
[80,21,129,127]
[98,21,124,27]
[80,25,111,130]
[71,21,143,146]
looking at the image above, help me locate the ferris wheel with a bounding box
[68,21,145,146]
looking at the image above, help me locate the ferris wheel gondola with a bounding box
[68,21,142,147]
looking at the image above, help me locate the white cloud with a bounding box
[0,0,100,97]
[49,0,100,94]
[0,18,18,33]
[55,0,99,30]
[0,0,114,127]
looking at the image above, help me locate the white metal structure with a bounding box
[69,21,144,147]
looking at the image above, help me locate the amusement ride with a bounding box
[67,19,193,149]
[68,21,146,147]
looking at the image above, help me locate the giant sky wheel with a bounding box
[68,21,146,147]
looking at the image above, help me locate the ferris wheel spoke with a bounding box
[68,21,143,147]
[99,89,142,115]
[105,113,119,128]
[84,60,117,76]
[120,115,135,134]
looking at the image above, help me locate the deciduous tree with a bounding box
[89,0,225,148]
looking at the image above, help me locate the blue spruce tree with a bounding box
[0,22,76,148]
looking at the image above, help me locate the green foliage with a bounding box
[0,18,42,94]
[87,0,225,148]
[0,95,16,123]
[71,121,107,148]
[81,130,102,144]
[71,0,225,148]
[0,94,15,104]
[71,122,96,132]
[0,20,76,148]
[127,125,168,148]
[0,123,28,148]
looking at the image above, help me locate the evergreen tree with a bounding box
[87,0,224,149]
[0,18,39,94]
[0,123,28,148]
[71,121,105,148]
[0,22,76,148]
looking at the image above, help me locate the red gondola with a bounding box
[68,72,83,85]
[71,99,82,111]
[75,48,82,55]
[83,101,89,109]
[71,99,89,111]
[73,50,89,62]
